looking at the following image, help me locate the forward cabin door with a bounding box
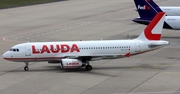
[135,42,140,52]
[25,45,31,56]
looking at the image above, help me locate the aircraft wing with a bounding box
[55,53,130,61]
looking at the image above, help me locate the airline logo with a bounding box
[137,5,150,10]
[32,44,80,54]
[67,62,80,65]
[144,12,165,40]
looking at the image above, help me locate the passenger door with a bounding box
[135,42,140,52]
[25,45,31,56]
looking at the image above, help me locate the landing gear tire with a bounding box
[85,65,92,71]
[24,62,29,71]
[24,67,29,71]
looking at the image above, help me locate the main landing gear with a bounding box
[85,65,92,71]
[85,61,92,71]
[24,62,29,71]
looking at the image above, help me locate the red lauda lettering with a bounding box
[41,45,50,53]
[61,44,70,53]
[72,62,79,65]
[50,45,60,53]
[71,44,80,52]
[32,44,80,54]
[67,62,79,65]
[32,45,40,54]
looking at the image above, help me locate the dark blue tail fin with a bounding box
[133,0,173,29]
[134,0,162,19]
[149,0,163,12]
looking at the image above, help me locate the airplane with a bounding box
[136,0,180,16]
[2,12,169,71]
[133,0,180,30]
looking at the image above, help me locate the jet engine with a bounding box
[60,59,83,69]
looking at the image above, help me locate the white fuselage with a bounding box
[160,7,180,16]
[165,16,180,29]
[155,7,180,29]
[3,39,164,62]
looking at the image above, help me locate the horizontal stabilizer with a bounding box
[132,18,151,23]
[148,41,169,48]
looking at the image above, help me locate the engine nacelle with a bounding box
[60,59,83,69]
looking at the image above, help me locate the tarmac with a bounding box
[1,0,180,94]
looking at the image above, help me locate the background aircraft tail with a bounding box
[133,0,162,20]
[148,0,163,12]
[136,12,165,41]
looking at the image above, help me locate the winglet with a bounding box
[135,12,165,41]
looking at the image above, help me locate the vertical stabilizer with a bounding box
[148,0,163,12]
[136,12,165,41]
[134,0,162,19]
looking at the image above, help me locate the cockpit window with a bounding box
[9,48,19,52]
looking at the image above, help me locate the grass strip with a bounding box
[0,0,66,9]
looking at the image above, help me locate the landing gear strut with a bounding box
[85,61,92,71]
[24,62,29,71]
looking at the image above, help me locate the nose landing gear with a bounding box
[24,62,29,71]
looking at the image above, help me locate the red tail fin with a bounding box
[136,12,165,41]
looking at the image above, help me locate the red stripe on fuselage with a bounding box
[3,57,65,62]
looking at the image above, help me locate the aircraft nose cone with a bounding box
[2,52,8,59]
[2,53,5,58]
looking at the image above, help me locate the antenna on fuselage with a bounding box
[27,38,29,43]
[127,34,130,40]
